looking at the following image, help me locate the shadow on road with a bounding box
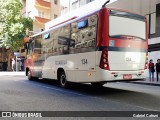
[25,78,160,110]
[29,78,140,96]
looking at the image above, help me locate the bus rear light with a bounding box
[103,58,107,63]
[144,53,148,69]
[103,54,108,58]
[99,49,110,70]
[104,64,108,68]
[144,62,148,69]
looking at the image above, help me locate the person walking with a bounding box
[155,59,160,82]
[20,60,24,71]
[11,58,16,71]
[148,59,155,81]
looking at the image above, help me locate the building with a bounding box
[18,0,60,71]
[46,0,111,29]
[61,0,95,15]
[21,0,60,33]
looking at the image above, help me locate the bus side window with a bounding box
[34,35,42,54]
[88,15,97,26]
[26,42,33,55]
[74,15,97,50]
[25,39,34,55]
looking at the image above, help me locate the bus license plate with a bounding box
[123,74,132,79]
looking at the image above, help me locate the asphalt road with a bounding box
[0,76,159,120]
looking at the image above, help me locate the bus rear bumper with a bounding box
[95,67,147,82]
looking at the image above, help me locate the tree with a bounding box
[0,0,33,70]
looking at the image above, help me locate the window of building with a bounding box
[80,0,86,7]
[150,13,156,34]
[146,12,156,38]
[28,11,31,17]
[86,0,94,3]
[72,0,79,10]
[38,11,44,18]
[54,0,58,5]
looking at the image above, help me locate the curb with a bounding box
[124,81,160,87]
[0,72,25,76]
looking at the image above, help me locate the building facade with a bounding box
[61,0,95,15]
[21,0,60,33]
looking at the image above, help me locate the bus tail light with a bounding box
[99,49,110,70]
[144,53,148,69]
[144,62,148,69]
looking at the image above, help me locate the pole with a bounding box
[16,56,17,72]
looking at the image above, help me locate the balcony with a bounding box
[35,0,51,9]
[34,16,50,24]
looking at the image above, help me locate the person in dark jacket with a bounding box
[155,59,160,82]
[148,59,155,81]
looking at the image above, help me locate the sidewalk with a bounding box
[0,72,25,76]
[125,78,160,87]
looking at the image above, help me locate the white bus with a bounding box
[25,4,148,88]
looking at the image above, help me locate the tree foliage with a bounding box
[0,0,33,51]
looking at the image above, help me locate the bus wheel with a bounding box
[91,82,105,87]
[28,70,34,81]
[59,72,68,88]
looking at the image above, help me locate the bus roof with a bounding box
[31,7,101,38]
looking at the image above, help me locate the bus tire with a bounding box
[59,72,68,88]
[28,70,38,81]
[91,82,105,87]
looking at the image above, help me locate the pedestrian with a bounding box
[11,58,15,71]
[148,59,155,81]
[18,61,21,71]
[21,60,24,71]
[155,59,160,82]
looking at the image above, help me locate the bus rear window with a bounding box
[109,15,146,40]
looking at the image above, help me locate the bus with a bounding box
[25,2,148,88]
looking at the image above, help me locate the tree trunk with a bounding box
[7,50,12,71]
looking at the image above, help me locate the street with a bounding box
[0,76,159,119]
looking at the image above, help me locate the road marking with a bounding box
[15,80,159,111]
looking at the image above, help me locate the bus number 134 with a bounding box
[81,59,88,65]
